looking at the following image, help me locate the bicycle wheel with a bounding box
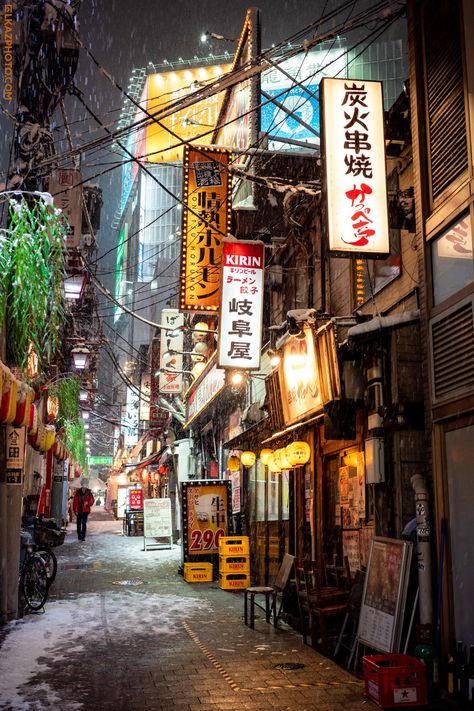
[20,553,49,610]
[36,548,57,586]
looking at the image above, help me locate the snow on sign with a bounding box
[321,78,389,257]
[217,239,265,370]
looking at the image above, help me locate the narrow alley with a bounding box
[0,510,369,711]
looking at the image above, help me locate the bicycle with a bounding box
[19,529,49,611]
[22,516,65,587]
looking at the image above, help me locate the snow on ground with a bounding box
[0,590,213,710]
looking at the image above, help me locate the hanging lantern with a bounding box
[159,464,168,475]
[0,367,18,424]
[227,454,240,472]
[44,425,56,451]
[260,448,273,466]
[241,451,256,467]
[14,382,34,427]
[46,393,60,422]
[279,448,293,470]
[267,453,281,473]
[286,440,311,467]
[141,469,149,484]
[28,403,38,436]
[272,449,283,469]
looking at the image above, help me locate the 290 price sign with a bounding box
[189,527,225,552]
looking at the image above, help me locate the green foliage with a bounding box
[65,417,88,475]
[0,198,67,370]
[51,376,80,425]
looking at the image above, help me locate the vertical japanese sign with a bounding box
[218,239,265,370]
[159,309,184,394]
[181,481,231,559]
[49,169,83,248]
[321,78,389,256]
[5,425,26,484]
[180,146,232,312]
[139,372,151,421]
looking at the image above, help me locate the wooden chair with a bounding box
[244,553,295,630]
[295,561,349,649]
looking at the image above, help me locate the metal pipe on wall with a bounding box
[411,473,433,625]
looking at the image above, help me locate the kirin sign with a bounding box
[218,239,265,370]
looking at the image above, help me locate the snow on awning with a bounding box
[347,310,420,338]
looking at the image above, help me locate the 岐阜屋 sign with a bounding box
[218,239,265,370]
[321,78,389,257]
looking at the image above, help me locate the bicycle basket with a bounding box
[34,527,66,547]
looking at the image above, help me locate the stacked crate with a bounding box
[218,536,250,590]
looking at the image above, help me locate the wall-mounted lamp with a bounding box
[268,349,281,367]
[64,272,89,300]
[71,346,91,370]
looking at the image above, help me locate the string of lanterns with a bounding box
[226,441,311,472]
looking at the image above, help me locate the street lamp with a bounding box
[64,272,88,300]
[71,346,91,370]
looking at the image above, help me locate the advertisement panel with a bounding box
[159,309,184,394]
[180,145,232,311]
[321,78,389,257]
[181,481,231,558]
[261,47,346,150]
[278,326,323,426]
[49,169,82,248]
[185,363,226,427]
[145,64,230,163]
[218,239,265,370]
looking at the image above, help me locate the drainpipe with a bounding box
[411,474,433,625]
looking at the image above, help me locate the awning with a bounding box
[347,309,420,338]
[223,417,272,450]
[124,448,163,470]
[260,413,324,445]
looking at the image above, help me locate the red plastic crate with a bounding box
[363,654,428,708]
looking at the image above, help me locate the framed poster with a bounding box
[356,537,413,653]
[181,480,231,559]
[143,498,172,551]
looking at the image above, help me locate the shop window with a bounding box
[281,471,290,521]
[255,459,266,522]
[431,213,474,305]
[267,471,279,521]
[248,466,256,523]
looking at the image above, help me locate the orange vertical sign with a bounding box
[180,145,232,312]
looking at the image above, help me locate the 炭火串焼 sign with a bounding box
[180,145,232,312]
[218,239,265,370]
[321,78,389,257]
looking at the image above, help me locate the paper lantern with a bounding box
[14,382,34,427]
[44,425,56,451]
[279,448,293,470]
[272,449,283,469]
[227,455,240,472]
[267,453,281,473]
[241,451,256,467]
[141,470,149,484]
[260,448,273,466]
[0,367,17,424]
[286,440,311,467]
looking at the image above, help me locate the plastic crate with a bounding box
[218,536,249,556]
[183,562,213,583]
[219,555,250,573]
[363,654,428,708]
[219,572,250,590]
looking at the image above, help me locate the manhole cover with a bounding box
[112,579,145,586]
[274,663,306,670]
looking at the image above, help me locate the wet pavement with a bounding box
[0,510,378,710]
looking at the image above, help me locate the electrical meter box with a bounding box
[365,437,385,483]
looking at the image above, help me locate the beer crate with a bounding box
[218,536,249,556]
[219,555,250,573]
[363,654,428,708]
[219,572,250,590]
[183,562,213,583]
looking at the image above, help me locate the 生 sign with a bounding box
[217,239,265,370]
[321,78,389,257]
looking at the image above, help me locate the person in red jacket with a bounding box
[73,478,95,541]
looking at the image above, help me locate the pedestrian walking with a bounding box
[73,478,95,541]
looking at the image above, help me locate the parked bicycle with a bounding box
[21,516,66,588]
[19,529,49,611]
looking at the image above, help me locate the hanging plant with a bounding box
[64,417,88,474]
[0,197,67,370]
[50,376,80,426]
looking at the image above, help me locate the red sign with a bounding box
[129,488,143,510]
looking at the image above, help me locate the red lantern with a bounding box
[159,464,168,475]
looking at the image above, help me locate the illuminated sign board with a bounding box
[145,64,230,163]
[159,309,184,394]
[261,48,346,150]
[185,363,226,427]
[218,239,265,370]
[279,326,323,426]
[88,456,113,466]
[180,145,232,312]
[49,169,82,248]
[321,78,389,257]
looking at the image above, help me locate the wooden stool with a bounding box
[244,586,274,629]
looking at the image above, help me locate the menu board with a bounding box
[143,498,172,550]
[356,537,412,653]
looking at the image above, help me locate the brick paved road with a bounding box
[0,509,374,711]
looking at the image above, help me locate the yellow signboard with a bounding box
[180,145,232,312]
[145,64,230,162]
